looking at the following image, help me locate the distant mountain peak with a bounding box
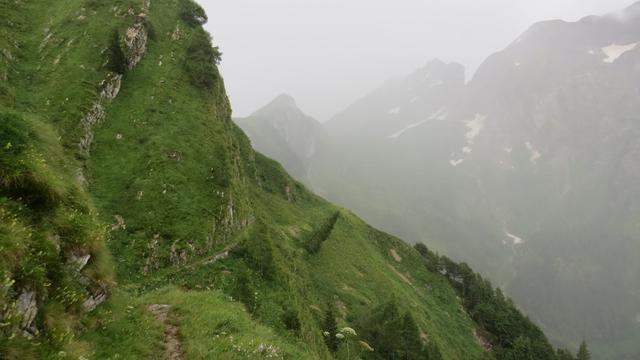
[421,58,464,72]
[409,58,465,86]
[249,93,303,118]
[269,93,297,107]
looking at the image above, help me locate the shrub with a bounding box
[184,30,222,90]
[281,307,301,334]
[179,0,208,26]
[305,212,340,254]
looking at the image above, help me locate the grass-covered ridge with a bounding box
[2,0,563,359]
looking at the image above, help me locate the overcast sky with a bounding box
[201,0,634,121]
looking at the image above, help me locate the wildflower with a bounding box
[336,333,345,339]
[323,331,330,337]
[340,327,357,336]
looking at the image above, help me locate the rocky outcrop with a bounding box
[16,288,38,338]
[77,2,149,156]
[110,214,126,231]
[143,233,161,274]
[169,240,190,266]
[99,72,122,100]
[123,13,149,69]
[67,252,91,272]
[79,102,106,154]
[82,285,108,312]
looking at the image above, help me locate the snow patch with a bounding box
[449,159,464,167]
[525,142,541,164]
[504,147,513,153]
[588,49,595,55]
[432,109,448,121]
[410,97,418,103]
[388,120,429,139]
[514,62,521,67]
[387,109,447,139]
[602,42,638,63]
[504,230,525,245]
[464,114,486,144]
[429,80,444,87]
[388,107,400,115]
[462,146,472,154]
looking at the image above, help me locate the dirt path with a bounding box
[147,304,183,360]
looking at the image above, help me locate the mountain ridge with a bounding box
[0,0,565,359]
[237,2,640,358]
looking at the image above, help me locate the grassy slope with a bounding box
[2,0,488,359]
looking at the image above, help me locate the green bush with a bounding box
[179,0,208,26]
[184,30,222,90]
[357,301,441,360]
[305,212,339,254]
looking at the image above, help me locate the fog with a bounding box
[201,0,633,120]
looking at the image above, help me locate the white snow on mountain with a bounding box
[525,141,541,164]
[388,120,429,139]
[388,107,400,114]
[504,230,525,245]
[602,42,638,63]
[464,114,486,144]
[387,109,448,139]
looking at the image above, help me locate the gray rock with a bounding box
[82,290,107,312]
[16,288,37,337]
[124,14,149,69]
[67,253,91,272]
[99,72,122,100]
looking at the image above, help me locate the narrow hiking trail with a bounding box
[147,304,183,360]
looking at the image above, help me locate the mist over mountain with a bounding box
[1,1,576,359]
[237,2,640,359]
[235,94,328,183]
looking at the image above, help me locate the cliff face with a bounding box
[0,1,557,359]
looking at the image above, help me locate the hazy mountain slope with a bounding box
[0,0,562,359]
[234,94,327,183]
[326,59,464,140]
[239,2,640,359]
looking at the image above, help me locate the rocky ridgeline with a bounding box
[78,0,151,157]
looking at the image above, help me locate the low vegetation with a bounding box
[0,0,577,359]
[415,243,591,360]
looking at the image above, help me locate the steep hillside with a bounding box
[0,0,563,359]
[239,2,640,359]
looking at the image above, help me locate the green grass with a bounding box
[0,0,541,359]
[80,286,316,359]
